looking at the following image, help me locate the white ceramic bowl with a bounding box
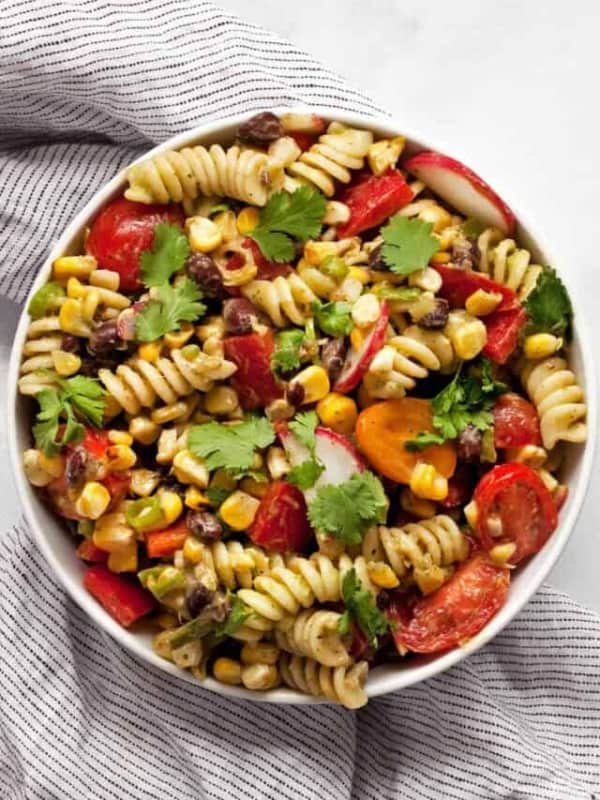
[8,109,597,705]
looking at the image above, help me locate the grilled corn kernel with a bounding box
[415,564,449,595]
[81,288,100,321]
[158,490,184,526]
[367,561,400,589]
[351,293,380,328]
[23,449,64,487]
[183,536,204,564]
[51,349,81,376]
[240,476,269,499]
[196,316,225,342]
[205,385,239,416]
[108,430,133,446]
[107,539,138,573]
[421,204,453,233]
[367,136,406,176]
[93,513,135,552]
[186,216,222,253]
[138,341,162,362]
[445,310,487,360]
[400,488,437,519]
[90,269,120,291]
[266,446,290,480]
[236,206,260,235]
[350,326,365,351]
[184,486,210,510]
[506,444,547,469]
[489,542,517,566]
[130,468,161,497]
[219,490,260,531]
[240,642,280,666]
[336,275,363,303]
[409,462,448,501]
[430,251,451,264]
[347,266,370,285]
[105,444,137,472]
[523,333,563,360]
[303,240,348,266]
[52,255,97,281]
[164,323,194,349]
[76,482,111,520]
[465,289,503,317]
[59,298,91,337]
[323,200,350,226]
[213,657,242,685]
[316,393,358,435]
[464,500,478,529]
[66,276,86,299]
[129,416,161,445]
[241,663,279,691]
[289,365,330,405]
[172,449,209,488]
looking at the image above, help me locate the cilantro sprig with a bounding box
[271,329,305,374]
[380,215,439,276]
[140,222,190,287]
[33,374,107,456]
[287,459,324,490]
[312,300,353,337]
[406,359,507,451]
[286,411,323,490]
[524,267,573,340]
[135,278,206,341]
[338,568,391,649]
[188,417,275,476]
[307,471,388,545]
[249,186,327,262]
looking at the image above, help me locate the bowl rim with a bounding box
[7,107,597,705]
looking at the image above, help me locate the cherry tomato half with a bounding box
[493,394,541,449]
[248,481,312,553]
[337,169,414,238]
[473,462,558,563]
[223,330,283,409]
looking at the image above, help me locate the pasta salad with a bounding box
[19,111,587,709]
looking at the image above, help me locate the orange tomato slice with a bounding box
[355,398,457,484]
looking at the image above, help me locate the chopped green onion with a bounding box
[320,255,349,282]
[126,497,163,531]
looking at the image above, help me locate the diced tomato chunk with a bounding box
[242,238,292,279]
[248,481,312,553]
[493,394,541,448]
[223,331,283,410]
[290,132,318,152]
[337,169,414,237]
[83,564,155,627]
[80,428,110,459]
[145,523,189,559]
[482,305,527,364]
[76,539,109,563]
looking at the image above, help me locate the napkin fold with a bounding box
[0,3,598,798]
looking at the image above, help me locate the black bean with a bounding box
[223,298,258,335]
[238,112,284,147]
[186,585,215,618]
[61,335,80,354]
[286,381,305,408]
[87,319,120,356]
[376,591,391,611]
[65,447,88,488]
[419,298,450,329]
[186,511,223,541]
[186,253,227,299]
[320,338,346,384]
[457,424,482,463]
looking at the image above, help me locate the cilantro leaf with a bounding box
[289,410,319,454]
[213,596,251,640]
[140,222,190,287]
[381,215,439,276]
[312,300,353,337]
[286,458,324,490]
[338,568,390,649]
[135,278,206,341]
[404,431,447,452]
[307,471,388,546]
[461,217,486,239]
[249,187,327,262]
[524,267,573,339]
[271,329,305,374]
[188,417,275,474]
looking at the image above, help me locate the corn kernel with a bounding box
[196,316,225,342]
[303,240,347,266]
[51,349,81,376]
[107,539,138,573]
[129,416,161,445]
[185,216,222,253]
[130,469,161,497]
[409,462,448,501]
[241,663,279,691]
[90,269,120,292]
[348,266,370,285]
[367,561,400,589]
[138,341,162,362]
[265,398,295,423]
[506,444,547,469]
[81,288,100,321]
[66,276,86,299]
[240,476,269,499]
[240,642,280,666]
[523,333,563,360]
[158,490,184,527]
[430,251,451,264]
[219,490,260,531]
[173,449,209,488]
[59,298,91,337]
[400,488,437,519]
[350,327,365,351]
[52,255,97,281]
[213,657,242,685]
[323,201,350,226]
[105,444,137,472]
[351,293,380,328]
[464,500,478,529]
[465,289,503,317]
[93,513,135,552]
[184,486,210,510]
[76,481,111,520]
[183,536,204,564]
[205,385,239,416]
[445,310,487,360]
[316,393,358,435]
[236,206,260,235]
[414,564,449,595]
[289,365,330,405]
[367,136,405,176]
[489,542,517,565]
[23,449,64,487]
[103,395,122,421]
[266,446,290,480]
[164,323,194,349]
[108,430,133,446]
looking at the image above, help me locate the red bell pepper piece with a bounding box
[482,305,527,364]
[337,169,414,238]
[223,330,283,409]
[83,564,155,627]
[248,481,312,553]
[76,539,109,563]
[145,523,189,559]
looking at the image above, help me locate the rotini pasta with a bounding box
[275,609,351,667]
[279,653,368,709]
[241,274,318,327]
[477,228,543,299]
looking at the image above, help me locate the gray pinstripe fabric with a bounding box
[0,3,598,798]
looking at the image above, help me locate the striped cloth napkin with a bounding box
[1,2,598,798]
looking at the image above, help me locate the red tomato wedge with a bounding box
[337,169,414,238]
[76,539,109,563]
[473,463,558,563]
[248,481,312,553]
[86,196,185,292]
[145,523,189,559]
[388,554,510,654]
[493,394,541,449]
[83,564,155,627]
[482,305,528,364]
[223,330,283,410]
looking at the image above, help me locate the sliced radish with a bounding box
[333,300,389,394]
[278,425,364,503]
[404,152,516,236]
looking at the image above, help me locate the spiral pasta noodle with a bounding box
[241,273,318,327]
[279,653,368,709]
[520,356,587,449]
[18,315,66,395]
[477,228,543,299]
[275,609,351,667]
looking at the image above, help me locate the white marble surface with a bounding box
[2,0,599,610]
